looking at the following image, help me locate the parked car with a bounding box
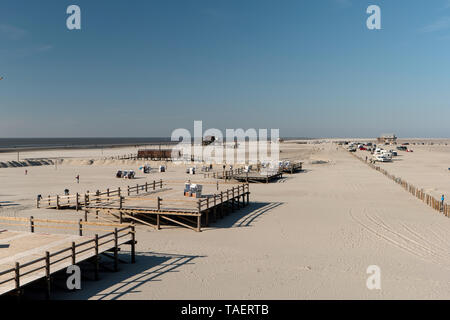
[374,154,391,162]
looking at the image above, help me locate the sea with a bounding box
[0,138,176,151]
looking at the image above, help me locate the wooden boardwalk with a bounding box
[85,183,251,232]
[0,218,135,297]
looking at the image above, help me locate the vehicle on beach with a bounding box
[373,154,391,162]
[348,146,357,152]
[389,150,398,156]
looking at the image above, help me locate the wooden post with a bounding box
[56,195,60,209]
[45,251,51,299]
[131,225,136,263]
[118,187,121,197]
[119,211,123,224]
[71,242,76,265]
[160,179,163,188]
[37,196,40,208]
[30,216,34,233]
[15,262,20,290]
[136,184,139,194]
[157,197,161,211]
[79,219,83,236]
[220,192,224,218]
[90,235,99,281]
[153,180,156,190]
[231,187,235,212]
[84,210,88,222]
[114,228,118,272]
[76,193,80,211]
[197,215,201,232]
[119,196,123,210]
[145,182,148,192]
[246,184,249,204]
[127,186,130,196]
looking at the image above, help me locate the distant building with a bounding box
[377,134,397,145]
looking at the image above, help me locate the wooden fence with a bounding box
[349,151,450,217]
[0,217,135,296]
[37,180,164,210]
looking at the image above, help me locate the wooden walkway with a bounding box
[85,183,251,232]
[0,217,135,297]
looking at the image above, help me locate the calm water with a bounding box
[0,138,175,150]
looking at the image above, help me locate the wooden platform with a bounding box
[85,183,251,232]
[0,220,135,297]
[281,162,303,174]
[232,172,283,183]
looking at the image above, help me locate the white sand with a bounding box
[1,141,450,299]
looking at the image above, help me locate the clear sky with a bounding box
[1,0,450,138]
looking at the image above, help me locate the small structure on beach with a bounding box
[137,149,180,160]
[377,134,397,145]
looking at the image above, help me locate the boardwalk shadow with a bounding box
[210,201,283,229]
[50,252,203,300]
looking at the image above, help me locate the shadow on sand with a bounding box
[208,201,283,229]
[49,252,204,300]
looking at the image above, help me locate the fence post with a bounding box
[56,195,60,209]
[76,193,80,211]
[160,179,163,188]
[15,262,20,290]
[71,242,76,265]
[157,197,161,211]
[45,251,51,299]
[30,216,34,233]
[114,228,119,272]
[94,235,99,280]
[78,219,83,236]
[131,225,136,263]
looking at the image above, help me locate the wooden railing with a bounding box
[94,183,251,214]
[37,180,164,210]
[0,217,135,293]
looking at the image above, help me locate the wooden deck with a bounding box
[281,162,303,174]
[85,183,251,232]
[0,218,135,297]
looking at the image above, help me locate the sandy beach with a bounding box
[1,140,449,299]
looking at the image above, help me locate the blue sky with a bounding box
[1,0,450,138]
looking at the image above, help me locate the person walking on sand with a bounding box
[441,194,445,211]
[76,175,80,184]
[25,169,27,175]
